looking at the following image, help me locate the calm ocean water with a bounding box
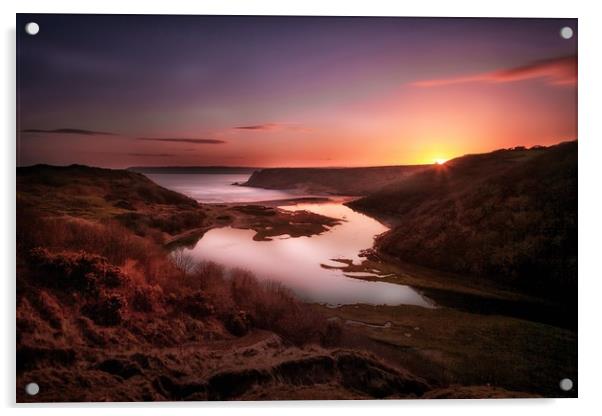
[145,173,297,203]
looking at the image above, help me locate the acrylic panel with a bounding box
[16,14,577,402]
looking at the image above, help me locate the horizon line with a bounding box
[16,139,576,171]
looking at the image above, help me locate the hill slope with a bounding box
[17,164,210,240]
[243,165,429,195]
[348,141,577,298]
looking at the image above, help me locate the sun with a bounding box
[434,158,447,165]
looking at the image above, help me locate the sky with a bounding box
[17,14,577,168]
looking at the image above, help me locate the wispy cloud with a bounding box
[21,128,116,135]
[233,122,312,133]
[136,137,226,144]
[234,123,281,131]
[411,55,577,88]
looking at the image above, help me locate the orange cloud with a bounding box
[411,55,577,88]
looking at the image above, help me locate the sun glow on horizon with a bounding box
[434,158,448,165]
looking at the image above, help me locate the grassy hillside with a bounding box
[17,164,206,239]
[243,165,429,195]
[349,141,577,298]
[18,164,198,210]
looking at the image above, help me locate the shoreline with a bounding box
[170,192,568,327]
[166,198,342,247]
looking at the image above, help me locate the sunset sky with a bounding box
[17,14,577,168]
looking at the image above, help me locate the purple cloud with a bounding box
[21,128,116,136]
[136,137,225,144]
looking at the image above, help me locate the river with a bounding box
[146,173,434,307]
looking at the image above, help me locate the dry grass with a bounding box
[162,258,342,345]
[18,206,157,267]
[18,210,341,347]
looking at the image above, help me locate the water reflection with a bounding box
[146,173,296,203]
[183,202,434,307]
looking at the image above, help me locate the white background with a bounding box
[1,0,601,414]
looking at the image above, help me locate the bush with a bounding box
[160,265,341,346]
[180,291,215,319]
[131,288,155,312]
[28,248,127,295]
[170,248,197,274]
[81,293,126,326]
[228,271,331,345]
[321,321,344,347]
[225,310,251,337]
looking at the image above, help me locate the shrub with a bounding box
[180,291,215,319]
[170,248,197,274]
[228,271,330,345]
[321,320,344,347]
[131,288,155,312]
[81,293,126,326]
[28,248,128,294]
[30,290,64,329]
[225,310,251,337]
